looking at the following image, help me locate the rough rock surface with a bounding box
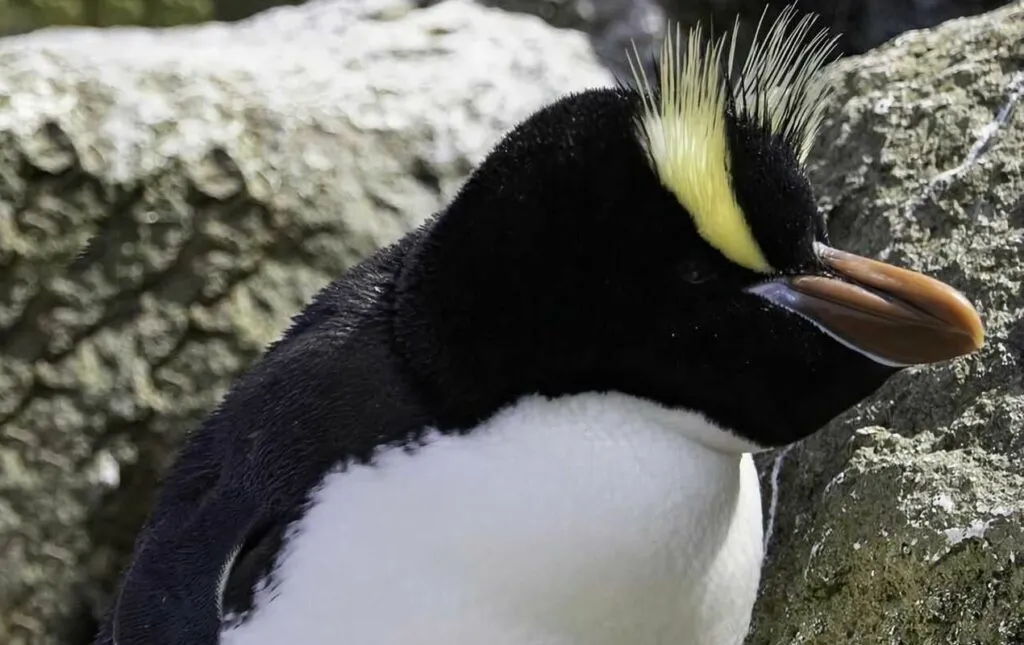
[0,2,612,642]
[750,3,1024,643]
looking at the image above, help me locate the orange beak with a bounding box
[747,244,985,366]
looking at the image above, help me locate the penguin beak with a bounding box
[746,243,985,366]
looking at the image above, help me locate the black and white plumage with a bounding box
[94,7,984,645]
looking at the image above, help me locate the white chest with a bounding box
[220,392,765,645]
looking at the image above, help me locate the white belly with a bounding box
[220,392,765,645]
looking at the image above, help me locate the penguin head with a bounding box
[396,7,985,451]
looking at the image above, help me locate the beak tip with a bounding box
[969,323,986,352]
[785,245,989,367]
[953,291,985,354]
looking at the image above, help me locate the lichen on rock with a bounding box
[750,4,1024,643]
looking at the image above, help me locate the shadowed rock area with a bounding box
[751,3,1024,643]
[420,0,1016,81]
[662,0,1015,57]
[0,1,611,642]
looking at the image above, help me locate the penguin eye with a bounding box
[678,260,715,285]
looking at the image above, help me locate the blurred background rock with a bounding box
[0,0,296,34]
[0,0,1016,74]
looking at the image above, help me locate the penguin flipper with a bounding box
[94,232,429,644]
[93,481,261,645]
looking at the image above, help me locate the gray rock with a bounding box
[750,3,1024,643]
[431,0,665,80]
[0,2,612,642]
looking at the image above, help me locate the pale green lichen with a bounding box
[750,4,1024,643]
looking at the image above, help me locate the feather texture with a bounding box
[627,5,839,274]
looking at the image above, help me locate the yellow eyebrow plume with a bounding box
[627,5,838,274]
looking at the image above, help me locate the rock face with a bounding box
[441,0,665,79]
[0,2,612,643]
[750,3,1024,643]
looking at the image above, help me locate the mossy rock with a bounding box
[749,3,1024,643]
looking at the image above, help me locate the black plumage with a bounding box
[94,84,899,644]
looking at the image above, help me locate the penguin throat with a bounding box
[220,392,766,645]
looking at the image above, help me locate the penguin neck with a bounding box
[222,391,765,645]
[391,213,561,427]
[393,214,688,434]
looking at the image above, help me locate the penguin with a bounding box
[95,6,985,645]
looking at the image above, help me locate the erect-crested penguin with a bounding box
[95,6,985,645]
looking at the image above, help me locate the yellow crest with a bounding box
[627,5,838,274]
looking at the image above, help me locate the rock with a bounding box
[750,3,1024,643]
[0,2,612,643]
[418,0,665,80]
